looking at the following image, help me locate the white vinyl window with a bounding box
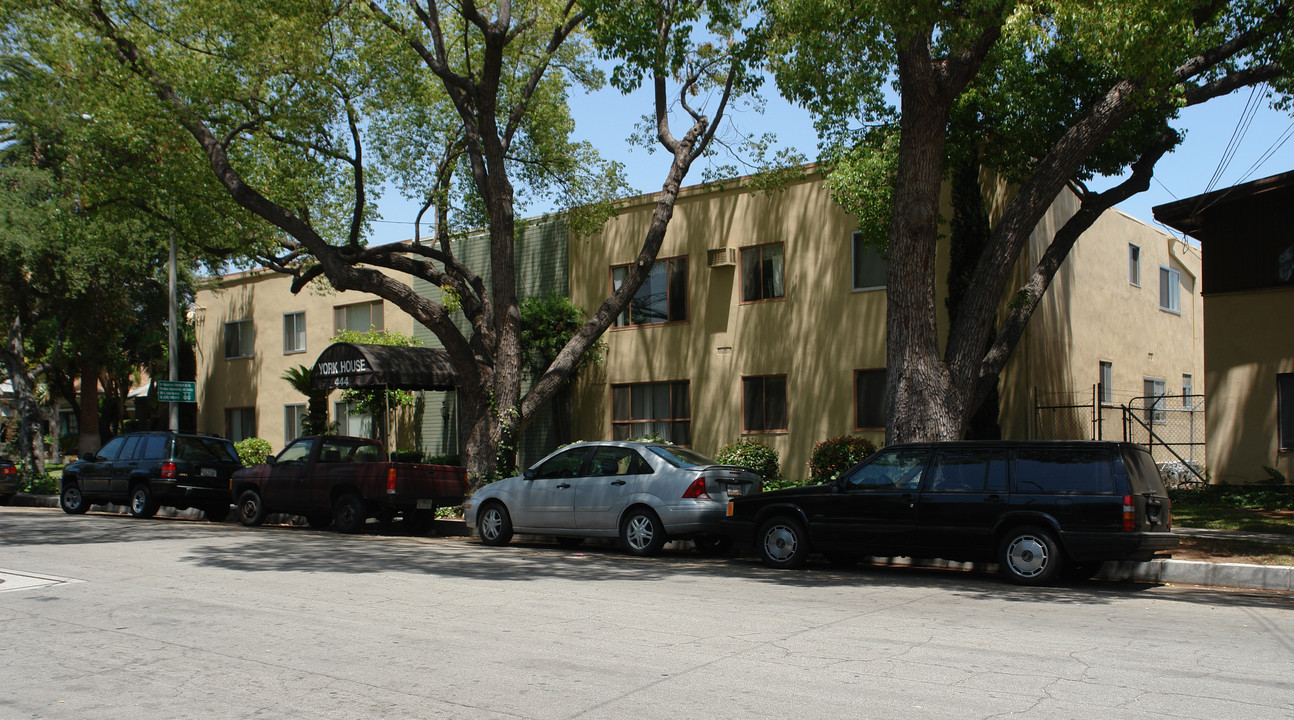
[283,312,306,354]
[1129,244,1141,287]
[1144,378,1167,425]
[1159,266,1181,314]
[334,401,374,439]
[1099,362,1113,405]
[334,301,384,334]
[285,404,306,443]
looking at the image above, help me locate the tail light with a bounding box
[387,467,398,494]
[161,462,177,480]
[682,477,711,500]
[0,465,16,476]
[1122,495,1136,532]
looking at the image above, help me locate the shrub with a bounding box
[234,437,274,468]
[714,440,780,487]
[391,450,425,463]
[809,435,878,483]
[20,471,58,495]
[426,454,462,466]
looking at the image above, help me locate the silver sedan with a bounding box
[464,441,760,556]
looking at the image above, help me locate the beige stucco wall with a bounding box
[571,172,1203,480]
[1204,288,1294,484]
[570,173,887,477]
[1001,195,1205,456]
[192,270,416,455]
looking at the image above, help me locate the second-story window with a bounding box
[224,319,254,359]
[612,257,688,327]
[740,243,785,302]
[283,311,306,354]
[334,300,384,333]
[852,232,887,291]
[743,375,788,432]
[1129,244,1141,286]
[1159,266,1181,314]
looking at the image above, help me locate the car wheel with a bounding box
[620,507,666,557]
[999,526,1062,585]
[60,483,90,515]
[333,493,367,534]
[554,536,585,548]
[306,513,332,530]
[128,484,158,519]
[477,502,513,546]
[204,504,230,522]
[237,489,267,527]
[693,534,733,556]
[757,516,810,569]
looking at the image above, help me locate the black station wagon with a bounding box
[721,441,1178,584]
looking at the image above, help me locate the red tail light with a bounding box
[682,477,711,500]
[1122,495,1136,532]
[161,462,177,479]
[0,465,16,476]
[387,467,398,494]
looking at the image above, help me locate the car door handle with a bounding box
[985,494,1007,503]
[557,483,571,489]
[611,480,626,486]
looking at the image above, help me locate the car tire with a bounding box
[554,536,585,548]
[477,502,513,546]
[128,484,159,519]
[620,507,667,557]
[999,525,1062,585]
[306,513,332,530]
[60,483,91,515]
[237,489,267,527]
[757,516,810,569]
[693,534,733,556]
[204,504,230,522]
[333,493,367,534]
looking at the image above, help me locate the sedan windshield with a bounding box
[648,446,716,468]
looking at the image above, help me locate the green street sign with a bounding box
[157,380,196,403]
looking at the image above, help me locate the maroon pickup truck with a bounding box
[230,435,467,534]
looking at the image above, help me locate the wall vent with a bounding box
[707,247,738,268]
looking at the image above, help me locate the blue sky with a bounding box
[368,79,1294,246]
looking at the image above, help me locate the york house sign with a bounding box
[310,342,458,391]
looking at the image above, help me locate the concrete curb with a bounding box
[9,495,1290,591]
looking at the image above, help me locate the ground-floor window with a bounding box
[742,375,788,433]
[855,369,887,430]
[1279,373,1294,452]
[285,404,306,444]
[611,381,690,445]
[225,407,256,443]
[334,401,373,439]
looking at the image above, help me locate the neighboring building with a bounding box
[568,169,1203,477]
[1155,170,1294,485]
[193,268,415,453]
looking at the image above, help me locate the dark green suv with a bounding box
[59,432,242,521]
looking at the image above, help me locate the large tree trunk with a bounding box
[2,316,47,476]
[78,359,101,456]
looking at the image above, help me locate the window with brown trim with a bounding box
[740,243,785,302]
[1279,373,1294,452]
[855,369,887,429]
[612,257,688,327]
[743,375,788,432]
[611,381,690,445]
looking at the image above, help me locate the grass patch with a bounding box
[1178,537,1294,566]
[1171,506,1294,535]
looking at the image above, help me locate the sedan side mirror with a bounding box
[264,455,276,466]
[82,452,97,463]
[523,467,537,481]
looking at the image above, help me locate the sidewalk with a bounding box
[8,493,1292,591]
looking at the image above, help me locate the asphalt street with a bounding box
[1,506,1292,720]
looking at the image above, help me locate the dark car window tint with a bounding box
[928,449,1008,492]
[95,437,126,462]
[119,436,142,461]
[534,447,588,479]
[1121,447,1168,495]
[647,446,715,468]
[1014,447,1113,494]
[202,439,240,463]
[140,435,169,460]
[276,439,314,464]
[588,447,652,476]
[842,449,929,491]
[175,437,230,462]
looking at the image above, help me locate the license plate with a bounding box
[416,499,436,509]
[726,484,744,497]
[201,468,217,477]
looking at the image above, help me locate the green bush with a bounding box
[21,471,59,495]
[425,454,462,466]
[809,435,878,483]
[714,440,781,488]
[234,437,274,468]
[391,450,425,463]
[1169,483,1294,511]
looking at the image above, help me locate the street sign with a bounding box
[157,380,196,403]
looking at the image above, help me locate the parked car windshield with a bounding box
[647,446,716,468]
[174,436,240,463]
